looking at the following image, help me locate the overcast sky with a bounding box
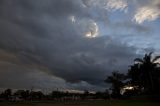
[0,0,160,91]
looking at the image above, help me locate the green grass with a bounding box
[0,100,160,106]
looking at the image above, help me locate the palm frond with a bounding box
[149,52,153,57]
[152,56,160,63]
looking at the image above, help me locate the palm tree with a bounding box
[105,71,126,98]
[128,64,142,86]
[133,52,160,93]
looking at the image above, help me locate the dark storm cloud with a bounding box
[0,0,140,90]
[45,37,137,84]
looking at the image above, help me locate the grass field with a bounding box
[0,100,160,106]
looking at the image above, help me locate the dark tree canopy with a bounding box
[128,52,160,94]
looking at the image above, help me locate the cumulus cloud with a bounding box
[133,0,160,24]
[134,6,160,24]
[105,0,128,11]
[82,0,128,11]
[82,0,160,24]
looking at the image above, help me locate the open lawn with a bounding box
[0,100,160,106]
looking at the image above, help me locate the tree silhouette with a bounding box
[128,64,142,86]
[129,52,160,94]
[14,90,30,100]
[105,71,126,98]
[3,89,12,100]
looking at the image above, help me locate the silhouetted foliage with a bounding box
[128,52,160,94]
[30,91,44,100]
[14,90,30,100]
[105,71,126,98]
[3,89,12,100]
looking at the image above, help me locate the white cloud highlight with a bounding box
[134,6,160,24]
[85,21,99,38]
[133,0,160,24]
[105,0,128,11]
[69,15,76,23]
[82,0,128,11]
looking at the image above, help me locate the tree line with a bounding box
[0,89,110,102]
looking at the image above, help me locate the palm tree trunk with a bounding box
[149,71,154,92]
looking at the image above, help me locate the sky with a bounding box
[0,0,160,91]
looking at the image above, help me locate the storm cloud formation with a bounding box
[0,0,159,91]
